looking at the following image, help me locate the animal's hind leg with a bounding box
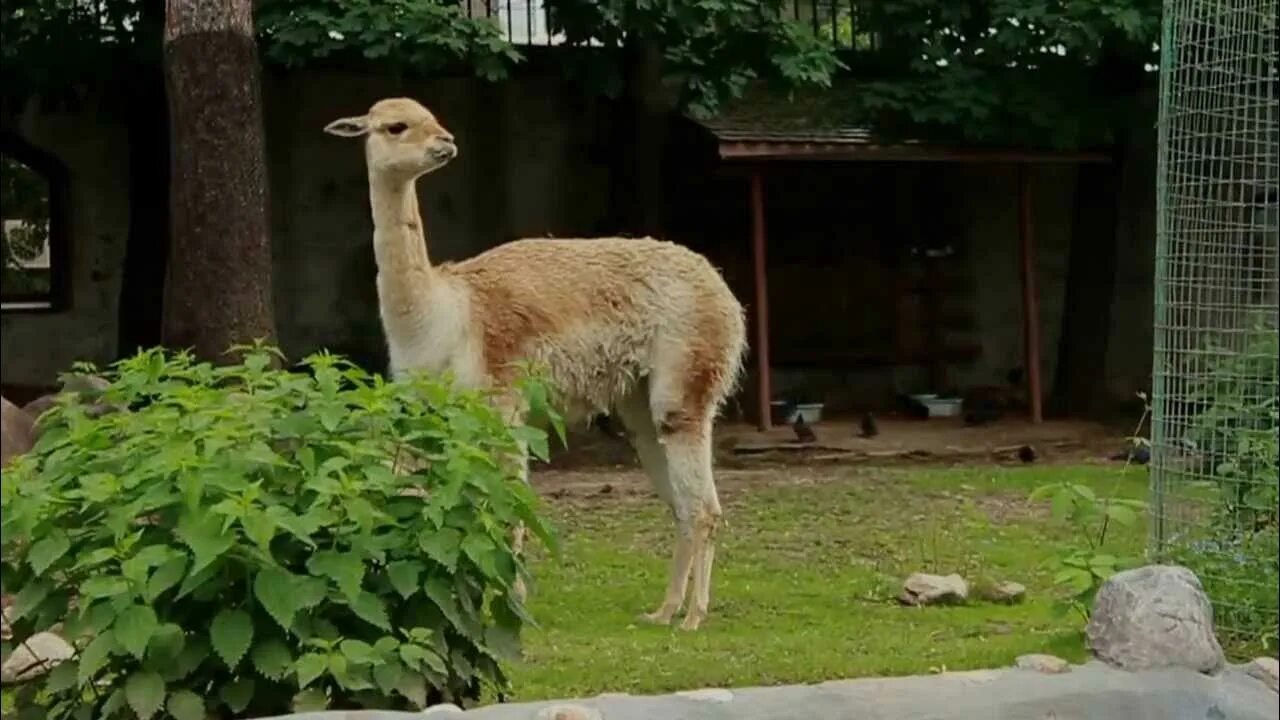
[662,424,720,631]
[613,388,693,626]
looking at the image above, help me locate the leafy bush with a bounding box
[1031,398,1149,622]
[1030,481,1147,621]
[1186,314,1279,531]
[1170,314,1279,656]
[1,346,558,718]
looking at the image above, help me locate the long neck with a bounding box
[369,174,432,274]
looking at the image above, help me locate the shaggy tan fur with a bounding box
[326,98,746,630]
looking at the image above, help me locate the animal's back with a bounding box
[445,237,746,419]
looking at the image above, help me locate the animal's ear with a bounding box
[324,115,370,137]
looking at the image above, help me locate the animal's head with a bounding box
[324,98,457,180]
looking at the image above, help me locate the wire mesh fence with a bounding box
[1151,0,1279,658]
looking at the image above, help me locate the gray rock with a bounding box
[22,394,60,423]
[0,595,12,641]
[1,396,35,467]
[532,705,602,720]
[674,688,734,703]
[1,631,75,684]
[1243,657,1278,693]
[988,581,1026,604]
[421,704,466,717]
[244,663,1279,720]
[1086,564,1225,674]
[899,573,969,606]
[1016,653,1071,674]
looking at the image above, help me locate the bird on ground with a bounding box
[1110,443,1151,464]
[859,412,879,439]
[793,415,817,444]
[1017,445,1037,463]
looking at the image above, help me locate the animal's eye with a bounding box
[386,122,409,135]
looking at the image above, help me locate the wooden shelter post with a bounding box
[1018,164,1044,423]
[750,171,773,431]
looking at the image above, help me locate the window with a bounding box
[1,132,69,312]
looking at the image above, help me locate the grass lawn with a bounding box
[507,462,1149,700]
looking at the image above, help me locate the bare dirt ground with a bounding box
[535,413,1139,504]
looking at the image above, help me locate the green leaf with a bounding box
[78,631,116,686]
[307,550,365,600]
[340,639,377,665]
[164,635,208,682]
[28,531,71,576]
[144,555,188,602]
[254,567,300,630]
[124,670,165,720]
[1027,484,1058,503]
[372,658,405,695]
[210,609,254,668]
[418,528,463,569]
[11,580,51,620]
[461,532,501,579]
[1070,484,1097,502]
[79,575,129,600]
[386,560,423,599]
[291,688,329,711]
[220,677,255,714]
[176,513,235,576]
[44,661,78,694]
[350,591,391,630]
[295,652,328,688]
[147,623,185,663]
[1053,567,1094,595]
[166,690,205,720]
[115,605,159,659]
[424,575,465,632]
[1104,504,1138,527]
[252,638,294,680]
[241,509,278,551]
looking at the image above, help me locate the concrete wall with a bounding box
[0,69,1160,416]
[1,69,613,385]
[1,95,131,384]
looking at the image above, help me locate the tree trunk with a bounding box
[609,39,667,237]
[117,0,169,357]
[161,0,276,360]
[1051,154,1122,416]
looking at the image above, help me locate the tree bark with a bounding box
[161,0,276,360]
[609,39,667,237]
[1051,155,1121,416]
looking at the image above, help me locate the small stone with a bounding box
[676,687,734,703]
[989,581,1026,604]
[534,703,603,720]
[1243,657,1278,693]
[0,595,13,641]
[1016,654,1071,674]
[421,702,465,716]
[1,632,75,684]
[898,573,969,606]
[1,396,35,468]
[1086,565,1224,674]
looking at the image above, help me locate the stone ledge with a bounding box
[255,662,1279,720]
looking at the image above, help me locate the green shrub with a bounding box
[1,346,558,718]
[1171,314,1279,657]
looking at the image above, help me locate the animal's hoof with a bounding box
[638,610,675,626]
[678,614,704,632]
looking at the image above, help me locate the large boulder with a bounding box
[1,396,35,467]
[899,573,969,606]
[0,631,74,684]
[1086,564,1225,674]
